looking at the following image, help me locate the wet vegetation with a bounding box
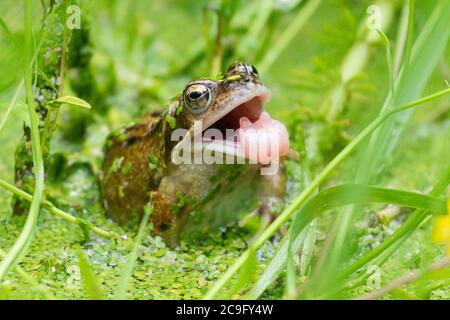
[0,0,449,299]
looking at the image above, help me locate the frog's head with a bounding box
[169,61,289,164]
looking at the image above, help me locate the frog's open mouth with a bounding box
[208,95,266,133]
[172,86,290,164]
[202,89,289,164]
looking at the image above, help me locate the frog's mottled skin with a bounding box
[102,62,285,245]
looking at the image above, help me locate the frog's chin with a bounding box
[172,86,290,165]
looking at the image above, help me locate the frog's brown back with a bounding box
[101,111,164,225]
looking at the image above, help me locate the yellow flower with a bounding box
[432,199,450,256]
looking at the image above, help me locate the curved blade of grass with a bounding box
[376,28,395,98]
[289,182,446,234]
[228,247,257,298]
[0,179,116,239]
[285,183,447,296]
[0,247,55,299]
[248,229,306,299]
[0,80,23,134]
[77,251,104,300]
[0,0,45,281]
[400,0,414,85]
[0,18,48,135]
[299,219,316,277]
[356,257,450,300]
[113,203,153,300]
[393,3,409,75]
[340,165,450,295]
[342,163,450,279]
[0,17,21,51]
[249,180,448,299]
[203,87,450,299]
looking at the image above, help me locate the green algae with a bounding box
[0,209,265,299]
[148,155,159,170]
[164,114,177,129]
[171,192,197,215]
[0,162,275,299]
[121,161,133,175]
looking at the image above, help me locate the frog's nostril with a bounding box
[250,65,258,76]
[226,61,256,77]
[227,61,245,72]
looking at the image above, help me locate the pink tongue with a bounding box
[237,112,289,164]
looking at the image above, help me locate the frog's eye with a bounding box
[183,83,212,113]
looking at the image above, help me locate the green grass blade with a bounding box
[377,28,395,98]
[400,0,415,85]
[113,203,153,300]
[0,15,48,136]
[0,179,116,239]
[257,0,322,74]
[342,163,450,279]
[0,80,23,134]
[0,0,45,281]
[284,183,447,297]
[0,247,55,299]
[228,248,257,299]
[0,17,21,51]
[367,0,449,175]
[77,251,104,300]
[247,229,307,299]
[251,181,447,299]
[289,184,446,243]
